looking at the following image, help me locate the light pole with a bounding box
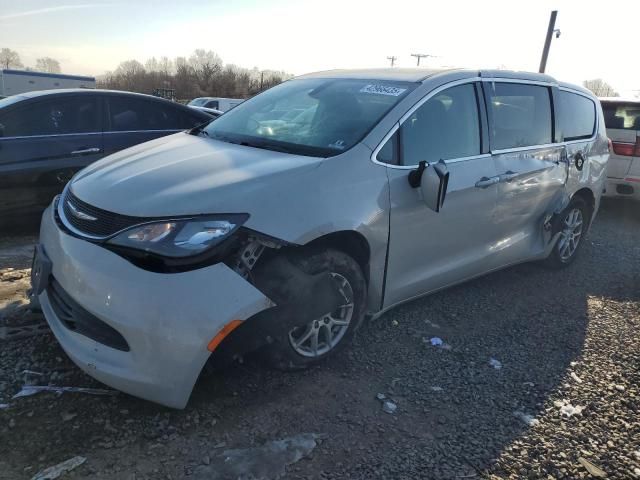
[539,10,561,73]
[410,53,431,66]
[386,56,397,67]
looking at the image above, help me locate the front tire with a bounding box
[262,248,367,370]
[544,196,590,268]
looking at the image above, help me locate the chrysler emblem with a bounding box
[67,201,97,221]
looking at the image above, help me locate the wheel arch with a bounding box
[572,187,595,209]
[572,187,596,224]
[302,230,371,284]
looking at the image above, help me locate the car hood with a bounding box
[71,132,322,218]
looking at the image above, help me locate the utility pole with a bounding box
[386,56,397,67]
[539,10,560,73]
[260,71,264,91]
[410,53,430,66]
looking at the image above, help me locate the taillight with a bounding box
[611,138,640,156]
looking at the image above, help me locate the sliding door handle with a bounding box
[499,170,519,182]
[475,176,500,189]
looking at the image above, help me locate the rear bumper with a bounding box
[38,204,272,408]
[603,178,640,200]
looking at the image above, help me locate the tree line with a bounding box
[98,50,291,100]
[0,47,61,73]
[1,47,291,100]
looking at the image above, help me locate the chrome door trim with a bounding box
[481,77,557,87]
[0,132,102,141]
[103,129,182,135]
[491,143,561,155]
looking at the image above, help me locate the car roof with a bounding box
[599,97,640,104]
[295,68,559,84]
[16,88,174,101]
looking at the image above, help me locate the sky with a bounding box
[0,0,638,97]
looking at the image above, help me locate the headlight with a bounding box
[107,214,248,258]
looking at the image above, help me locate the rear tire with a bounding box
[262,248,367,370]
[543,196,590,269]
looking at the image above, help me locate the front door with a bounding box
[0,95,102,221]
[383,82,500,308]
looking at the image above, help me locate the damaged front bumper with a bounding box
[37,205,273,409]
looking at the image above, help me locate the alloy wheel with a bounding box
[557,207,584,262]
[288,272,354,358]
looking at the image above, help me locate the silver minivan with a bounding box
[33,69,609,408]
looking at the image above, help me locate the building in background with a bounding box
[0,69,96,97]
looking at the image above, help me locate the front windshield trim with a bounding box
[203,78,418,158]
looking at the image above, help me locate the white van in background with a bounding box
[188,96,244,112]
[600,98,640,200]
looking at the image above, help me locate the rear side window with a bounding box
[486,82,552,149]
[400,83,481,165]
[557,91,596,141]
[107,96,202,132]
[0,96,99,137]
[602,102,640,130]
[204,100,219,109]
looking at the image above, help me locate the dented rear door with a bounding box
[484,80,567,263]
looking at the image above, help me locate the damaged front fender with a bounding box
[212,254,346,365]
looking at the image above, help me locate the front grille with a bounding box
[47,277,130,351]
[61,189,155,238]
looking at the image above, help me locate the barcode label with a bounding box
[360,84,407,96]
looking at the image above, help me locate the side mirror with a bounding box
[408,160,450,212]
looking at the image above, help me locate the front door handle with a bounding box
[475,176,500,189]
[70,147,100,155]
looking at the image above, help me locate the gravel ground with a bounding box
[0,198,638,480]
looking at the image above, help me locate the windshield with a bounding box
[203,78,416,157]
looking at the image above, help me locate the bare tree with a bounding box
[189,49,222,92]
[97,49,291,100]
[583,79,619,97]
[35,57,61,73]
[0,48,23,69]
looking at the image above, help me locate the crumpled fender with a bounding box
[212,255,344,364]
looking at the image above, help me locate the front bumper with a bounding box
[37,205,272,408]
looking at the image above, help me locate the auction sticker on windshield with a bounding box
[360,84,407,96]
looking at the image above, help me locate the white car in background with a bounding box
[600,98,640,200]
[188,96,244,112]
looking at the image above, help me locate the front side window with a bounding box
[400,83,481,166]
[204,78,416,157]
[487,82,552,150]
[557,91,596,141]
[0,96,99,137]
